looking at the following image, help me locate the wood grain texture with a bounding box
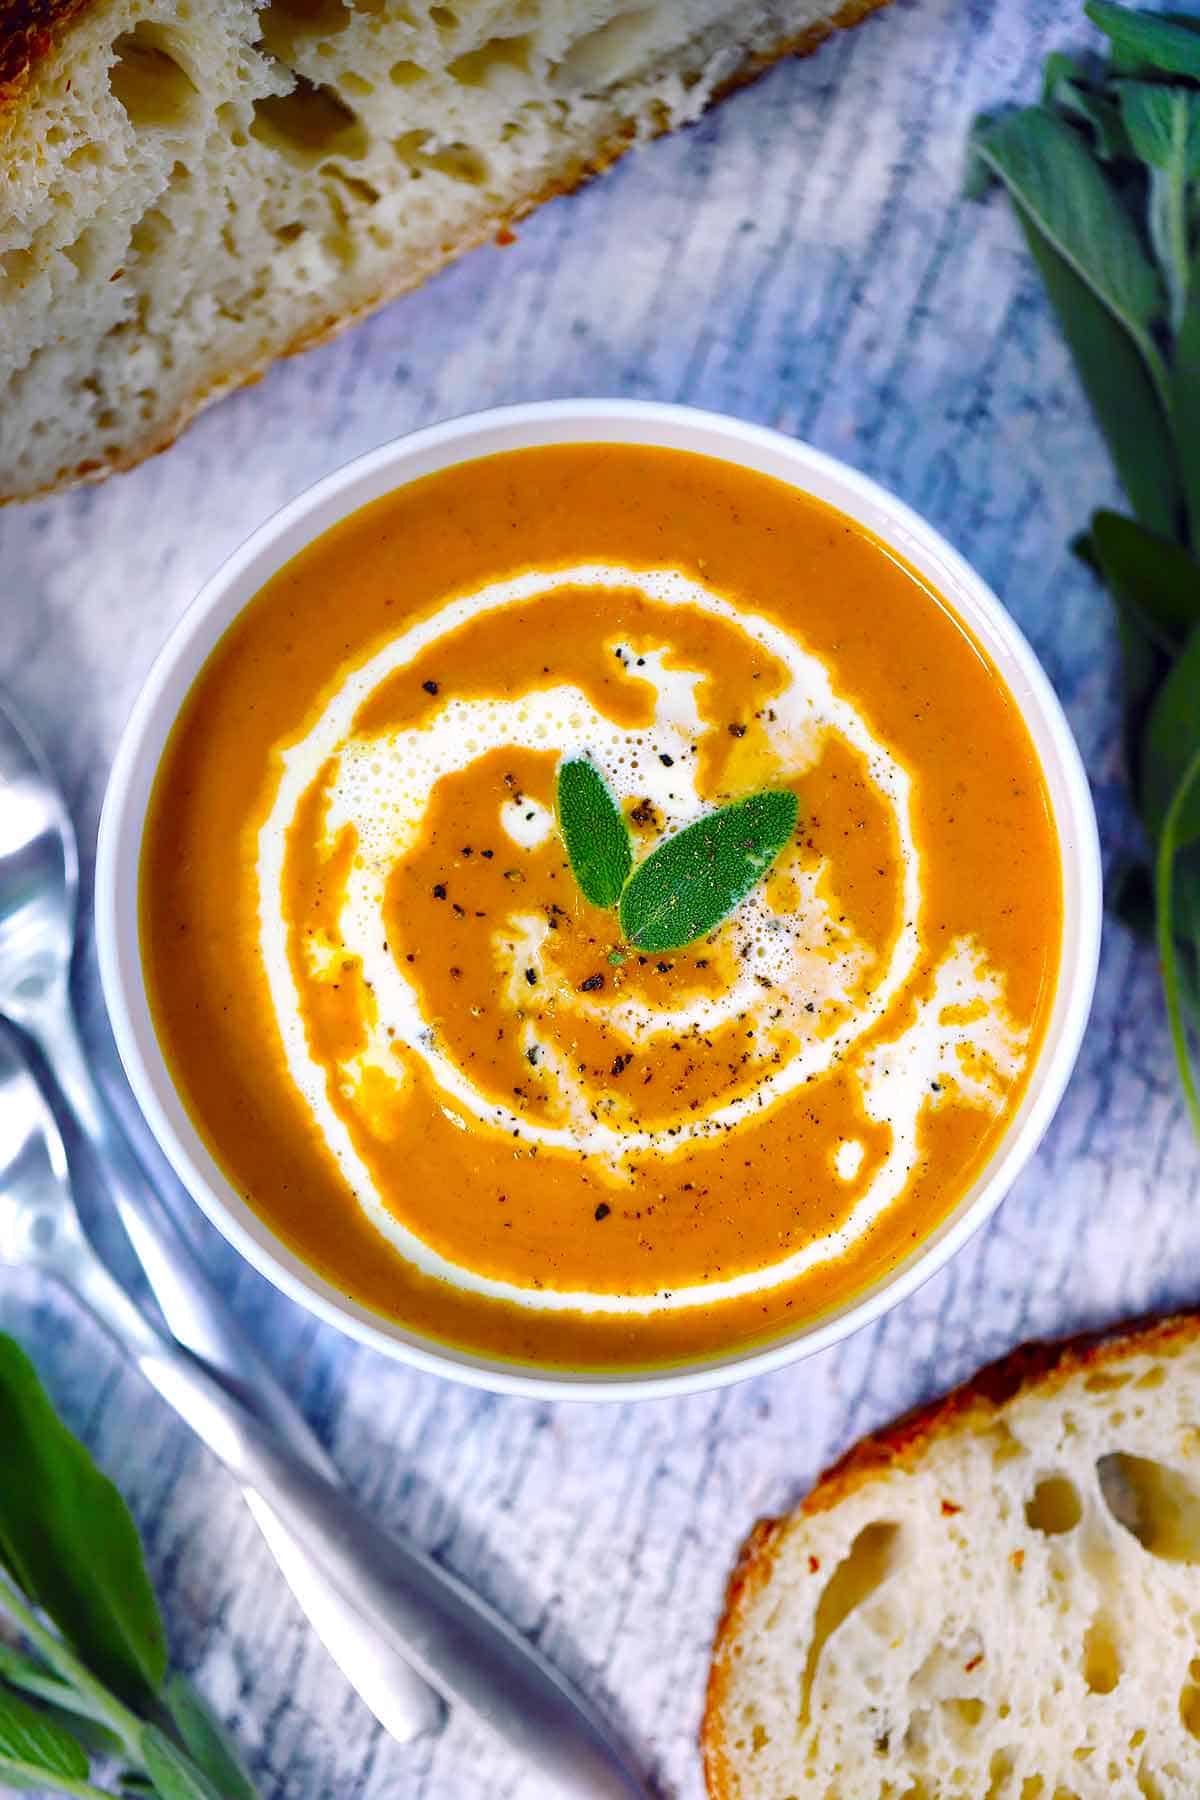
[2,1,1197,1795]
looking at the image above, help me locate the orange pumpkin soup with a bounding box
[140,445,1061,1370]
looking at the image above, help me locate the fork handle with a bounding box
[25,988,442,1744]
[54,1232,647,1800]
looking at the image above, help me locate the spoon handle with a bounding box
[25,989,443,1744]
[54,1226,648,1800]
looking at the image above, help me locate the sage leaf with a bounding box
[1142,622,1200,848]
[971,107,1166,400]
[1086,1,1200,80]
[1129,83,1200,327]
[0,1642,122,1755]
[1113,595,1164,792]
[1178,844,1200,1025]
[0,1335,165,1710]
[165,1676,257,1800]
[0,1642,61,1703]
[1171,249,1200,548]
[1041,52,1083,107]
[1157,746,1200,1136]
[142,1723,225,1800]
[962,132,996,202]
[556,758,633,909]
[1117,82,1200,177]
[1091,510,1200,650]
[1043,55,1130,160]
[1011,201,1180,535]
[619,790,799,953]
[0,1684,87,1781]
[975,18,1200,1131]
[0,1634,125,1756]
[1118,84,1199,329]
[1071,529,1100,575]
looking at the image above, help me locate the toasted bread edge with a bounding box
[700,1311,1200,1799]
[8,0,890,503]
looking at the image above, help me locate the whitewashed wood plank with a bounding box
[3,2,1194,1794]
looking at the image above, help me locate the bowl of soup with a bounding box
[96,401,1101,1397]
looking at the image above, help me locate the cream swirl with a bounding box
[257,564,1027,1313]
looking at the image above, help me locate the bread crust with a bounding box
[9,0,891,502]
[0,0,96,97]
[701,1310,1200,1799]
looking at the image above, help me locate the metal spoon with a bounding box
[0,1026,648,1798]
[0,693,648,1791]
[0,689,442,1742]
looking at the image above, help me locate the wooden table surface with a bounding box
[3,1,1197,1793]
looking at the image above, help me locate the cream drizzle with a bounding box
[256,565,1026,1313]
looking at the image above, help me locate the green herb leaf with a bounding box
[1086,1,1200,80]
[1010,200,1180,535]
[0,1684,88,1782]
[164,1677,257,1800]
[1043,55,1130,160]
[970,107,1166,385]
[962,131,997,202]
[1116,82,1200,176]
[975,19,1200,1132]
[970,103,1176,521]
[1142,623,1200,847]
[1113,592,1165,792]
[1177,847,1200,1027]
[0,1642,61,1703]
[556,758,633,909]
[1091,510,1200,650]
[1041,52,1077,108]
[1118,84,1200,330]
[0,1642,122,1756]
[0,1336,166,1710]
[141,1724,225,1800]
[1071,529,1101,575]
[1171,249,1200,548]
[1157,747,1200,1136]
[618,790,799,953]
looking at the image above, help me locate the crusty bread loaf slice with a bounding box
[0,0,886,503]
[704,1316,1200,1800]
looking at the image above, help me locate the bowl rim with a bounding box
[95,397,1102,1401]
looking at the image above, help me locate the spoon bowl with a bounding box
[0,1018,74,1271]
[0,689,657,1783]
[0,687,446,1741]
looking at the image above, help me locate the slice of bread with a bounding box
[704,1316,1200,1799]
[0,0,886,503]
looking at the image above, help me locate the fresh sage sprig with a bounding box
[556,757,633,908]
[0,1334,258,1800]
[556,756,799,953]
[970,0,1200,1133]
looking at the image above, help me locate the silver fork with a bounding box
[0,1026,648,1799]
[0,688,443,1742]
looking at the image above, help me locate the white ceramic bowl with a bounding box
[96,400,1102,1400]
